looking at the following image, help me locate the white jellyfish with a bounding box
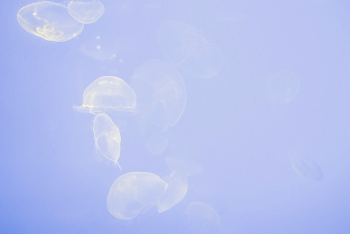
[17,1,84,42]
[158,20,224,78]
[67,0,105,24]
[289,149,323,181]
[107,172,167,220]
[74,76,137,114]
[130,59,187,132]
[93,113,122,169]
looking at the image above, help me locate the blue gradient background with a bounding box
[1,0,350,233]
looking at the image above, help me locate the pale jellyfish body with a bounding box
[289,149,323,181]
[74,76,137,114]
[17,1,84,42]
[158,20,224,78]
[157,171,188,213]
[187,201,222,234]
[93,113,121,168]
[107,172,167,220]
[67,0,105,24]
[131,60,187,131]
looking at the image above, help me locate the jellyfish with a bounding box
[17,1,84,42]
[267,73,300,104]
[187,201,222,234]
[80,35,120,61]
[289,149,323,181]
[158,20,224,78]
[165,157,203,177]
[157,171,188,213]
[74,76,137,114]
[106,172,167,220]
[67,0,105,24]
[130,59,187,132]
[93,113,121,168]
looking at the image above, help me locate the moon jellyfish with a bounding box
[74,76,137,114]
[93,113,121,168]
[17,1,84,42]
[130,60,187,131]
[267,73,300,104]
[67,0,105,24]
[165,157,203,177]
[157,171,188,213]
[289,149,323,181]
[107,172,167,220]
[80,36,120,61]
[158,20,224,78]
[187,201,222,234]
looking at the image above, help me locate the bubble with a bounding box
[80,36,120,61]
[157,171,188,213]
[267,73,300,104]
[17,1,84,42]
[107,172,167,220]
[165,157,203,177]
[67,0,105,24]
[93,113,121,168]
[158,20,224,78]
[289,149,323,181]
[74,76,137,114]
[130,59,187,131]
[187,201,222,234]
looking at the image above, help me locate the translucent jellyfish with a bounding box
[267,73,300,104]
[130,60,187,131]
[187,201,222,234]
[93,113,121,168]
[165,157,203,177]
[107,172,167,220]
[17,1,84,42]
[158,20,224,78]
[289,149,323,181]
[80,36,120,61]
[157,171,188,213]
[67,0,105,24]
[74,76,137,114]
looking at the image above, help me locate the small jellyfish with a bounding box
[158,20,224,78]
[17,1,84,42]
[165,157,203,177]
[67,0,105,24]
[93,113,121,168]
[187,201,222,234]
[157,171,188,213]
[267,73,300,104]
[107,172,167,220]
[74,76,137,114]
[130,59,187,132]
[289,149,323,181]
[80,36,120,61]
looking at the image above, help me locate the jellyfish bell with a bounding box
[289,149,323,181]
[74,76,137,114]
[67,0,105,24]
[93,113,122,169]
[17,1,84,42]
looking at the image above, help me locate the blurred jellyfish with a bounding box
[74,76,137,114]
[17,1,84,42]
[130,59,187,132]
[165,157,203,177]
[80,36,120,61]
[107,172,167,220]
[267,73,300,104]
[158,20,224,78]
[67,0,105,24]
[157,171,188,213]
[187,201,222,234]
[144,130,169,155]
[289,149,323,181]
[93,113,121,169]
